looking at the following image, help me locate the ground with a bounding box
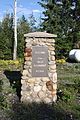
[0,62,80,120]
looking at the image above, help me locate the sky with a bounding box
[0,0,44,24]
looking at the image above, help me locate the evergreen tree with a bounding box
[39,0,80,58]
[0,13,14,59]
[17,15,30,58]
[28,13,37,32]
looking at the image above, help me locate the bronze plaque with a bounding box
[32,46,48,77]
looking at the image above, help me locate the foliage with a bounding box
[0,13,14,59]
[0,14,31,60]
[39,0,80,58]
[0,60,20,66]
[0,62,80,119]
[28,13,37,32]
[56,59,66,64]
[17,15,30,58]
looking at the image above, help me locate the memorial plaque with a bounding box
[32,46,48,77]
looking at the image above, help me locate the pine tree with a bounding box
[17,15,30,58]
[0,13,14,59]
[28,13,37,32]
[39,0,80,58]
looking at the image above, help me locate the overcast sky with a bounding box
[0,0,43,22]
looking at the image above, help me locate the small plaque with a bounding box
[32,46,48,77]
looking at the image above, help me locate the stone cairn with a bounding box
[21,32,57,103]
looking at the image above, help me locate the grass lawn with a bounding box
[0,61,80,120]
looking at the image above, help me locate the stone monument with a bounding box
[21,32,57,103]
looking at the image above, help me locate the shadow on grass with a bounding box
[11,102,75,120]
[4,70,21,100]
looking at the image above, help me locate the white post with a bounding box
[13,0,17,60]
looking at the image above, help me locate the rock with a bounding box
[42,85,47,91]
[50,51,55,55]
[48,73,53,78]
[49,46,55,51]
[25,43,32,48]
[38,91,45,99]
[34,85,42,92]
[46,43,51,46]
[21,85,27,91]
[51,56,55,61]
[24,48,32,53]
[48,61,55,65]
[22,70,29,76]
[26,86,31,91]
[21,75,28,80]
[52,95,57,102]
[25,57,31,61]
[53,83,57,90]
[27,78,35,84]
[47,39,55,43]
[26,61,31,66]
[50,69,56,73]
[21,80,26,84]
[41,77,49,82]
[45,98,52,103]
[50,64,56,70]
[53,73,57,83]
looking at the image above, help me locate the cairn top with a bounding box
[24,32,57,38]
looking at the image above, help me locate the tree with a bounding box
[39,0,80,58]
[0,13,14,59]
[28,13,37,32]
[17,15,30,58]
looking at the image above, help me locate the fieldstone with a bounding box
[53,73,57,83]
[53,83,57,90]
[26,61,31,66]
[34,85,42,92]
[22,70,29,76]
[28,68,31,73]
[27,73,32,78]
[51,90,57,96]
[50,64,56,70]
[38,91,45,99]
[21,80,26,84]
[45,98,52,103]
[50,69,56,73]
[27,78,35,84]
[47,39,55,43]
[35,98,41,102]
[25,38,31,43]
[50,51,55,55]
[24,65,29,69]
[21,85,27,91]
[46,43,51,46]
[21,75,27,80]
[36,78,41,81]
[48,61,55,65]
[25,57,31,61]
[42,85,47,91]
[52,95,57,102]
[25,48,32,53]
[26,86,31,91]
[48,73,53,78]
[51,56,55,61]
[41,77,49,82]
[26,96,33,102]
[49,46,55,51]
[25,43,32,48]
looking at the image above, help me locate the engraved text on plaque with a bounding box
[32,46,48,77]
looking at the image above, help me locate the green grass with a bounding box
[0,62,80,120]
